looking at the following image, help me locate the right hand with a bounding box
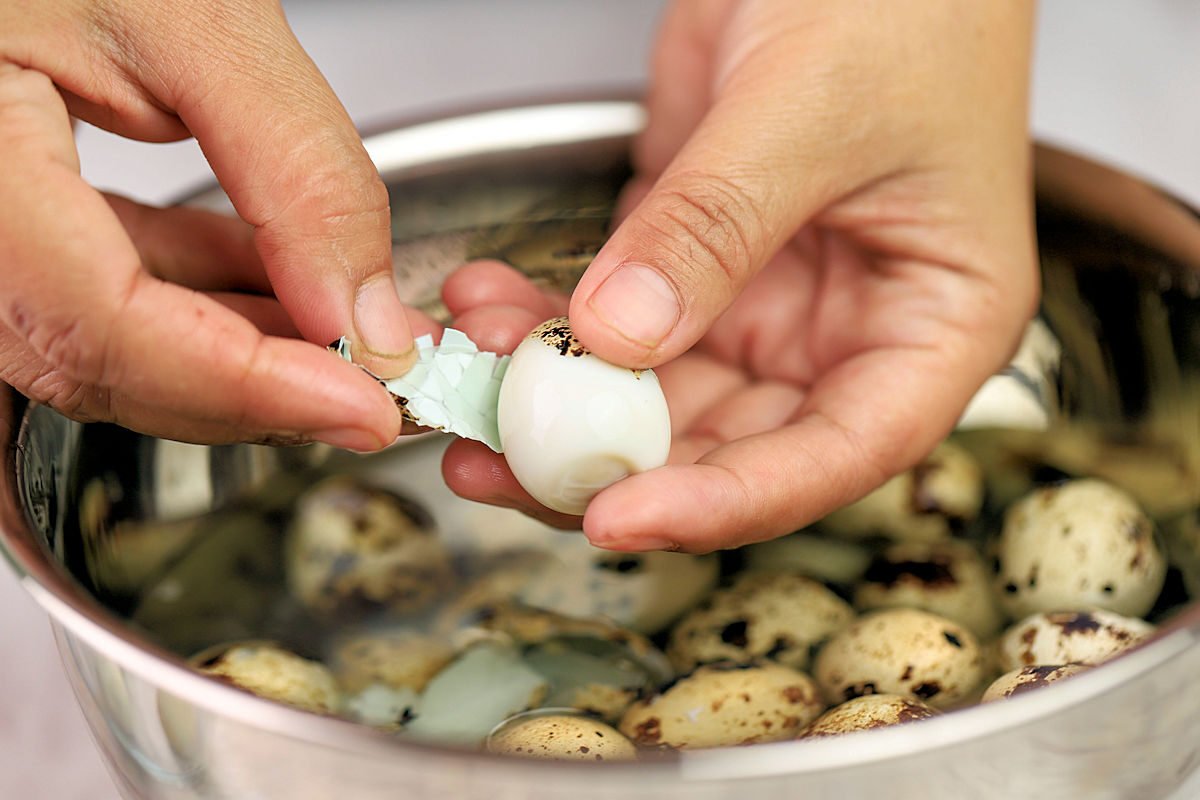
[0,0,419,450]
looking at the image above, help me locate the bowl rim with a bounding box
[2,94,1200,782]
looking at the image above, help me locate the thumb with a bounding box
[569,69,877,369]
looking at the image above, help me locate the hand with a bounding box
[441,0,1038,552]
[0,0,421,450]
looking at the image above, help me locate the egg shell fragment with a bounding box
[618,663,824,749]
[819,442,984,543]
[994,610,1154,672]
[981,663,1090,703]
[497,317,671,515]
[799,693,940,738]
[991,479,1167,619]
[488,714,637,762]
[813,608,985,709]
[854,540,1005,640]
[195,642,341,716]
[667,572,855,673]
[285,478,451,618]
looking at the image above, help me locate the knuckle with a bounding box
[23,372,111,424]
[648,172,767,292]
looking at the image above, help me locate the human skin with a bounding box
[440,0,1038,553]
[0,0,420,450]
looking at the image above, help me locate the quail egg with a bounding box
[514,536,720,635]
[329,631,454,694]
[741,532,874,586]
[980,663,1090,703]
[194,642,341,715]
[524,637,661,723]
[799,693,940,738]
[991,479,1167,619]
[285,478,452,618]
[497,317,671,515]
[994,610,1155,672]
[487,712,638,762]
[619,663,824,749]
[854,540,1004,640]
[813,608,985,709]
[667,572,855,673]
[820,442,984,543]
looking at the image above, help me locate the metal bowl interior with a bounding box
[2,99,1200,799]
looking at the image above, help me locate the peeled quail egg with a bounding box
[813,608,985,709]
[619,663,824,749]
[854,540,1004,640]
[667,572,855,673]
[980,663,1089,703]
[488,712,638,762]
[799,693,939,738]
[194,642,341,715]
[497,317,671,515]
[991,479,1167,619]
[285,477,451,618]
[995,610,1154,672]
[820,442,984,543]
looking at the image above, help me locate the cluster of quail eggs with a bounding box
[187,438,1182,761]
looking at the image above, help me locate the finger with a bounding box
[451,305,543,356]
[208,293,298,338]
[441,439,581,530]
[105,195,271,293]
[652,353,745,436]
[634,0,733,177]
[0,63,401,451]
[443,260,566,320]
[569,28,882,370]
[102,1,415,378]
[583,343,997,553]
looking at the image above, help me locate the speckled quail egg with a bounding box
[799,693,940,738]
[980,663,1090,703]
[497,317,671,515]
[402,641,548,746]
[991,479,1167,619]
[667,572,855,673]
[513,536,720,635]
[994,610,1155,672]
[854,540,1005,640]
[741,532,874,586]
[813,608,985,709]
[329,631,454,694]
[619,663,824,749]
[487,712,638,762]
[819,442,984,543]
[194,642,341,715]
[285,477,452,618]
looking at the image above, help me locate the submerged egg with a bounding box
[498,318,671,515]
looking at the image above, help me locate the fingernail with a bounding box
[588,535,678,552]
[586,263,679,348]
[354,275,414,368]
[311,427,383,452]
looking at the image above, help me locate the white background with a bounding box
[3,2,1200,798]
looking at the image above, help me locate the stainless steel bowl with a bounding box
[3,99,1200,799]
